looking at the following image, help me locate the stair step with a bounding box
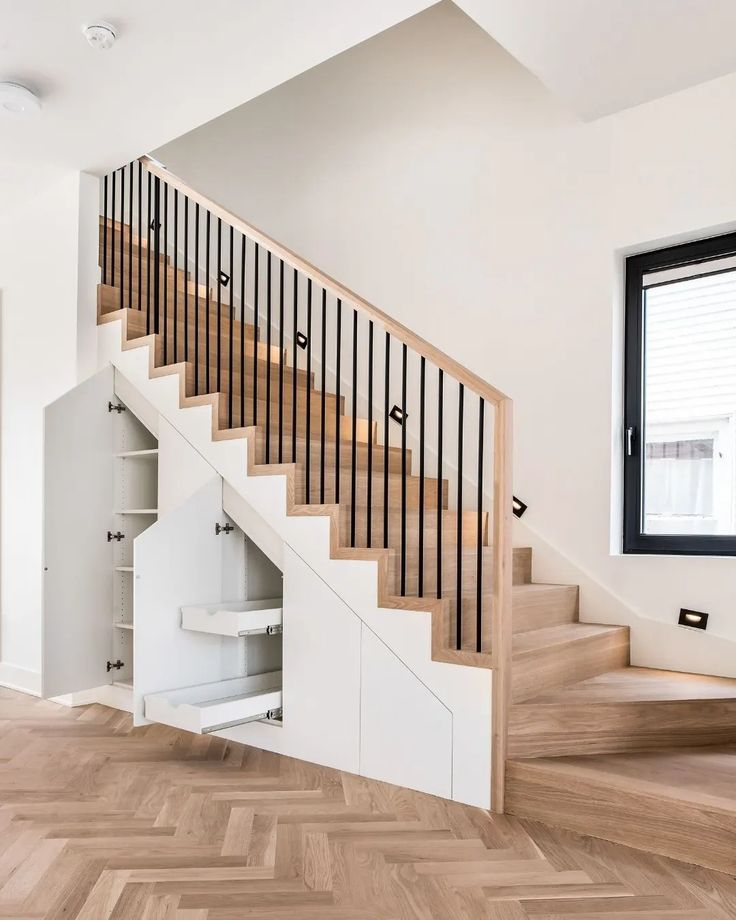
[509,667,736,757]
[512,622,629,703]
[505,746,736,874]
[512,583,579,634]
[181,598,282,637]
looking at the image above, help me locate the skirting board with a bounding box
[0,661,41,697]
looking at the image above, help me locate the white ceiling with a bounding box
[0,0,435,213]
[456,0,736,119]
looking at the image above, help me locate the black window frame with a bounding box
[623,230,736,556]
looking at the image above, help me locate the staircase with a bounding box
[96,156,736,875]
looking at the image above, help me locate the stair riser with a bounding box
[512,586,578,634]
[339,509,488,551]
[508,699,736,758]
[512,629,629,703]
[505,760,736,875]
[253,435,409,475]
[297,473,447,512]
[215,399,375,444]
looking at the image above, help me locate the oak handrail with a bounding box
[141,155,509,408]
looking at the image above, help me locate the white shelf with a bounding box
[114,622,134,631]
[144,672,282,734]
[181,598,283,638]
[114,509,158,515]
[116,449,159,459]
[115,566,134,573]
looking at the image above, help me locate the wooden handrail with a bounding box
[140,155,509,408]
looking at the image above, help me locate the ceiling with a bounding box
[456,0,736,119]
[0,0,435,213]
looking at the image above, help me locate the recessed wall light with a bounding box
[0,83,41,119]
[83,22,118,51]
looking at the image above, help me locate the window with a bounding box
[624,232,736,555]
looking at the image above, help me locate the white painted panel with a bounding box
[133,477,242,724]
[157,417,216,516]
[42,366,114,698]
[360,626,453,799]
[113,368,158,437]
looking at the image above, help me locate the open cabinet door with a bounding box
[133,476,244,725]
[42,366,115,698]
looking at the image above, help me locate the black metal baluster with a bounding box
[437,369,444,600]
[173,189,178,362]
[400,344,408,594]
[216,218,222,392]
[146,171,151,333]
[137,162,142,311]
[205,211,211,391]
[335,299,342,503]
[320,289,327,502]
[253,243,259,427]
[306,279,312,503]
[111,170,116,295]
[240,234,246,427]
[266,251,272,456]
[128,162,133,311]
[367,321,374,547]
[228,226,234,428]
[163,183,168,362]
[194,203,200,395]
[278,259,285,461]
[119,166,125,311]
[350,309,358,546]
[456,383,464,649]
[292,269,298,464]
[102,175,108,285]
[153,176,160,335]
[476,397,485,653]
[418,356,426,596]
[184,196,189,362]
[383,332,390,548]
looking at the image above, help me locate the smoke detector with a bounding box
[83,22,117,50]
[0,83,41,119]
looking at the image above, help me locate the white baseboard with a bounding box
[51,683,133,713]
[0,662,42,697]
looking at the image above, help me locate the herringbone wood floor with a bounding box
[0,689,734,919]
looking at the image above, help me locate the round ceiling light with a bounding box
[0,83,41,119]
[83,22,117,50]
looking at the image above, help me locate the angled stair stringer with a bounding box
[98,309,493,808]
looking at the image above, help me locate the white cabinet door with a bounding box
[133,476,244,725]
[42,366,115,698]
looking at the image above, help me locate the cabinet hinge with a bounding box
[108,401,126,413]
[107,530,125,542]
[215,522,234,535]
[106,659,125,672]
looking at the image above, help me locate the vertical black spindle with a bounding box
[102,175,108,285]
[476,398,485,653]
[400,344,408,594]
[266,251,272,454]
[456,383,464,649]
[111,170,116,294]
[335,299,342,502]
[146,171,151,332]
[228,226,234,428]
[240,235,246,427]
[128,162,133,311]
[216,218,222,391]
[320,289,327,502]
[278,260,285,461]
[194,203,200,395]
[292,270,298,463]
[153,177,160,334]
[163,183,168,362]
[418,356,426,596]
[252,243,259,427]
[350,310,358,546]
[137,162,142,311]
[305,279,312,503]
[119,167,125,311]
[437,369,444,600]
[383,333,390,548]
[173,189,178,362]
[205,211,211,391]
[367,321,374,547]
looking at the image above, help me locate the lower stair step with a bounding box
[181,598,282,637]
[144,672,282,734]
[506,746,736,874]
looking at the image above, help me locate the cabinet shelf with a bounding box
[114,509,158,515]
[116,449,158,459]
[144,672,282,734]
[115,566,134,573]
[114,622,134,631]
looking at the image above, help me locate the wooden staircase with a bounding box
[97,157,736,875]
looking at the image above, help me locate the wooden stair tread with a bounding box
[529,666,736,704]
[512,622,627,657]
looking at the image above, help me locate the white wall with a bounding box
[0,172,97,691]
[154,1,736,655]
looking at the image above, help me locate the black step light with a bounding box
[219,270,230,287]
[678,608,708,631]
[296,331,308,350]
[512,496,527,518]
[389,404,407,426]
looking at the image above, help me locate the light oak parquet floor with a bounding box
[0,688,734,920]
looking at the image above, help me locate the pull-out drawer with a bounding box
[144,671,282,734]
[181,599,283,637]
